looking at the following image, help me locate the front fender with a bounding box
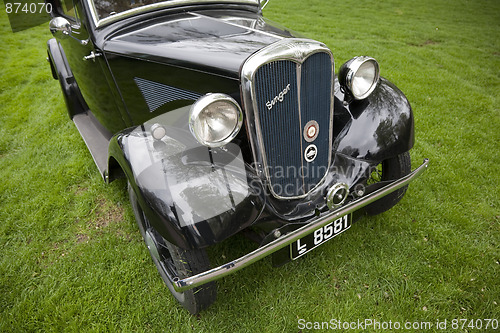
[333,78,415,162]
[108,106,265,249]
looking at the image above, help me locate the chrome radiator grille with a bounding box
[242,39,334,198]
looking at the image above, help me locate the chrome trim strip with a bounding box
[241,38,334,199]
[171,158,429,292]
[296,62,305,191]
[86,0,99,28]
[86,0,260,28]
[241,39,333,82]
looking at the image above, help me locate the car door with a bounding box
[50,0,130,133]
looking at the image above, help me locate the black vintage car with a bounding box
[46,0,428,314]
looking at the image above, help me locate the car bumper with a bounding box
[170,158,429,292]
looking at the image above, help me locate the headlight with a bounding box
[189,93,243,147]
[339,56,380,100]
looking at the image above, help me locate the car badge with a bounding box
[303,120,319,142]
[266,83,291,110]
[304,144,318,162]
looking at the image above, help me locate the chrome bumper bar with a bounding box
[171,158,429,292]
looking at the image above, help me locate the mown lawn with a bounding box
[1,0,499,332]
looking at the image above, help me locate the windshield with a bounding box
[90,0,260,25]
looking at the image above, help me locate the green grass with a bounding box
[1,0,499,331]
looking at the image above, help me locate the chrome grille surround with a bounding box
[241,38,334,199]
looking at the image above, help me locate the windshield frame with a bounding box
[87,0,261,28]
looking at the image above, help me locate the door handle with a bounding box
[83,51,102,62]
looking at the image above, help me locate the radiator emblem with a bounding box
[266,84,291,110]
[304,120,319,142]
[304,144,318,162]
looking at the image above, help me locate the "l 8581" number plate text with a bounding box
[290,214,351,260]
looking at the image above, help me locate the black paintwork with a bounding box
[104,12,281,79]
[108,107,266,249]
[334,78,414,162]
[47,0,415,249]
[46,38,88,118]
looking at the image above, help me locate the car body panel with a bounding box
[334,78,414,162]
[101,10,299,127]
[108,106,265,248]
[47,38,87,118]
[103,11,287,79]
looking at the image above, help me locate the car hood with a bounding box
[103,10,292,79]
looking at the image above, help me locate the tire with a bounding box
[128,184,216,314]
[365,152,411,215]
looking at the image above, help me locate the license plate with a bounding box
[290,214,351,260]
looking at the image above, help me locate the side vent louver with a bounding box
[134,77,202,112]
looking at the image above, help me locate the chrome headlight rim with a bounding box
[339,56,380,100]
[189,93,243,148]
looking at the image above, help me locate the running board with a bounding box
[72,112,112,180]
